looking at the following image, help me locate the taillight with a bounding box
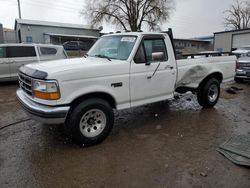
[235,61,240,71]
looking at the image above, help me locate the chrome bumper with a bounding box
[16,89,70,124]
[235,71,250,79]
[235,75,250,79]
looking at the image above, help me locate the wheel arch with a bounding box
[175,72,223,94]
[198,72,223,89]
[70,92,117,109]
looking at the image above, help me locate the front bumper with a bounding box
[235,70,250,80]
[235,74,250,80]
[16,89,70,124]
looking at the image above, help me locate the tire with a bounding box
[197,78,220,108]
[65,98,114,147]
[234,77,244,83]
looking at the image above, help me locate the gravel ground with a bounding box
[0,81,250,188]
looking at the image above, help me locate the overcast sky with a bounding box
[0,0,235,38]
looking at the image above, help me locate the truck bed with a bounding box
[176,56,236,88]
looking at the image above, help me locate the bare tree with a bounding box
[81,0,175,31]
[224,0,250,30]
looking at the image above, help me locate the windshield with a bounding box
[238,47,250,51]
[88,35,137,60]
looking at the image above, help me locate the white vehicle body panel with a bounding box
[177,56,236,88]
[0,57,10,80]
[0,43,67,81]
[129,35,177,107]
[18,32,236,113]
[10,56,39,78]
[27,57,131,109]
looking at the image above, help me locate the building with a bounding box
[0,24,17,44]
[174,38,212,55]
[0,23,3,43]
[193,36,214,43]
[14,19,101,45]
[3,28,17,43]
[214,28,250,52]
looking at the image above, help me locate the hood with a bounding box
[24,57,129,81]
[26,57,103,74]
[232,49,250,54]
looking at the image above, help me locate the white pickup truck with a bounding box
[16,32,236,146]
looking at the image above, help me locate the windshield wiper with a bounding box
[95,54,111,61]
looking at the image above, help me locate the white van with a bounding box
[0,43,67,81]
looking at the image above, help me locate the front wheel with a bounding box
[65,98,114,146]
[197,78,220,108]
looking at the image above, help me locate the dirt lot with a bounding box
[0,82,250,188]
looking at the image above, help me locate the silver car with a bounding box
[0,43,67,81]
[235,53,250,82]
[232,46,250,58]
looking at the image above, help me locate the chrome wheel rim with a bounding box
[79,109,107,138]
[208,84,219,102]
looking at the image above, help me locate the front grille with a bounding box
[18,72,33,96]
[238,62,250,70]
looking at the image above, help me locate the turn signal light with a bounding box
[34,91,60,100]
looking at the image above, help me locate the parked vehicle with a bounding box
[63,41,82,50]
[232,45,250,58]
[0,43,67,81]
[235,53,250,82]
[63,40,96,51]
[16,32,236,146]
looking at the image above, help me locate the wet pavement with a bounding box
[0,81,250,188]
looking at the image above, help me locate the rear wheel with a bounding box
[197,78,220,108]
[65,98,114,146]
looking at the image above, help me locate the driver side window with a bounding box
[134,38,168,64]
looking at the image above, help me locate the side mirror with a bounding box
[152,52,164,62]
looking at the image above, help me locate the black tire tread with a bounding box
[65,98,114,146]
[197,78,220,108]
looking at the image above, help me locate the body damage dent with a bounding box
[177,65,209,88]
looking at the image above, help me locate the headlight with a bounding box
[236,69,246,74]
[32,80,60,100]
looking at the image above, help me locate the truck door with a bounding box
[0,46,10,80]
[8,46,37,79]
[130,36,176,107]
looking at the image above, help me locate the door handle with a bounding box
[147,75,152,79]
[165,65,174,69]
